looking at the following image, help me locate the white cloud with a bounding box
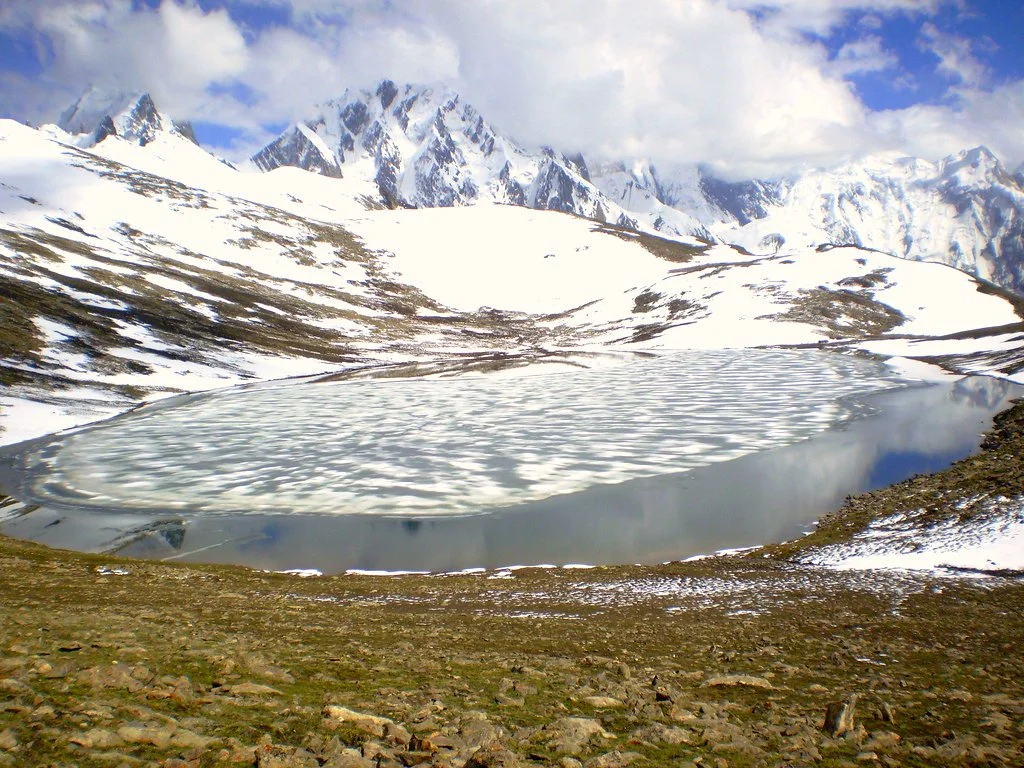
[919,21,988,86]
[1,0,1022,177]
[872,80,1024,162]
[829,36,899,77]
[2,0,248,118]
[725,0,945,39]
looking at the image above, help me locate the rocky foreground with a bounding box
[1,405,1023,768]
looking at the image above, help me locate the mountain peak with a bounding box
[58,87,149,135]
[57,87,194,148]
[940,145,1003,180]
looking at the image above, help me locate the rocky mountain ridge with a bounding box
[49,83,1024,293]
[246,81,1024,293]
[58,86,197,149]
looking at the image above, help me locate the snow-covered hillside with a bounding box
[45,85,1024,295]
[238,80,1024,293]
[1,114,1023,445]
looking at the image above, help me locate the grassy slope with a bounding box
[0,408,1022,767]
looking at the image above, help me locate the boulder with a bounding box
[323,706,410,745]
[702,675,773,690]
[463,744,522,768]
[585,752,643,768]
[542,718,614,755]
[823,696,857,737]
[582,696,624,709]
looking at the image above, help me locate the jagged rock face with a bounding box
[726,147,1024,293]
[531,159,605,221]
[171,121,199,146]
[408,113,478,207]
[252,123,343,178]
[119,94,162,146]
[248,80,693,236]
[698,175,781,226]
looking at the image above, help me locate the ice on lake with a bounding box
[1,349,1020,573]
[13,350,899,516]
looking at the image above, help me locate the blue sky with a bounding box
[0,0,1022,176]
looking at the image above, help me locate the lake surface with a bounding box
[1,350,1020,572]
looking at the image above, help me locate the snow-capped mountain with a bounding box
[249,81,708,235]
[718,146,1024,293]
[52,84,1024,294]
[249,80,1024,293]
[58,87,197,149]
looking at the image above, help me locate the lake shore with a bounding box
[0,403,1022,766]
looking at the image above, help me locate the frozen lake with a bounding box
[1,349,1020,572]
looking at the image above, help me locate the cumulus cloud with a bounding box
[0,0,249,123]
[919,21,988,86]
[829,36,900,77]
[1,0,1021,177]
[724,0,945,39]
[872,80,1024,163]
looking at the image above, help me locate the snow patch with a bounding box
[802,496,1024,575]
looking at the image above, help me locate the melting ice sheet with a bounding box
[5,350,893,515]
[0,349,1020,572]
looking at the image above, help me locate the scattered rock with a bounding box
[224,682,283,696]
[0,730,17,751]
[863,731,900,751]
[457,713,506,751]
[0,679,32,696]
[667,704,698,723]
[243,653,296,685]
[69,728,123,749]
[256,742,319,768]
[630,723,692,745]
[219,745,259,764]
[398,750,433,766]
[322,750,374,768]
[78,663,142,691]
[117,723,178,749]
[171,728,217,749]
